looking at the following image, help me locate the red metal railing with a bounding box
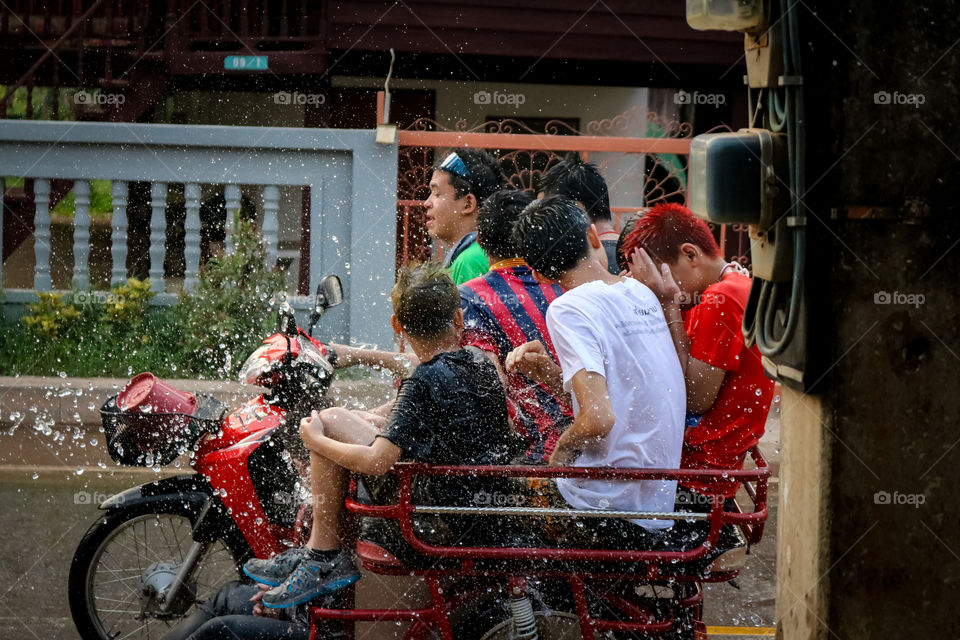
[345,445,769,563]
[307,447,768,640]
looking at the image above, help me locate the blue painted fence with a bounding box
[0,121,399,348]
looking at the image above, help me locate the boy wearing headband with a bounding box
[425,149,504,284]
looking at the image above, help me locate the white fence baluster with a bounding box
[262,184,279,270]
[224,184,241,254]
[184,183,201,291]
[149,182,167,291]
[110,181,128,286]
[33,178,52,291]
[72,180,91,290]
[0,178,4,288]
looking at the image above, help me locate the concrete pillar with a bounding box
[776,2,960,637]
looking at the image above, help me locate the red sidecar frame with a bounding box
[307,446,770,640]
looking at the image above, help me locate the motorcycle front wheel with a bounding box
[68,500,248,640]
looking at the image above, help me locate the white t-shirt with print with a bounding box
[547,278,685,530]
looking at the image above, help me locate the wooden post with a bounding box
[72,180,91,290]
[262,184,280,270]
[148,182,167,291]
[33,178,52,291]
[183,182,201,291]
[110,180,128,285]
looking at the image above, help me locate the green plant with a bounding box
[51,179,114,218]
[175,217,286,378]
[103,278,156,327]
[23,292,81,338]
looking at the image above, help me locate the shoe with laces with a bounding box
[262,550,361,609]
[243,546,311,587]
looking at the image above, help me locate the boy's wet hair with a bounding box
[512,195,590,280]
[615,213,643,272]
[539,151,612,224]
[391,262,461,338]
[432,148,505,206]
[477,189,534,260]
[620,202,720,265]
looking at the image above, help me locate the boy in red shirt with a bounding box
[621,203,775,497]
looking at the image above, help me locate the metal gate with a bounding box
[380,94,750,270]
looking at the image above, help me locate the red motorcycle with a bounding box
[68,271,770,640]
[68,275,345,640]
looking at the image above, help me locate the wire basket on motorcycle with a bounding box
[100,393,225,466]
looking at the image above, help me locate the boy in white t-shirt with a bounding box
[507,195,685,533]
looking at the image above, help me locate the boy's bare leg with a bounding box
[305,450,348,550]
[302,408,381,550]
[316,407,381,442]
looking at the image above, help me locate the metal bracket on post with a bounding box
[376,49,398,144]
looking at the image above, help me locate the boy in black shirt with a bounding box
[244,262,516,609]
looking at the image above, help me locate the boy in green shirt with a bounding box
[424,149,504,284]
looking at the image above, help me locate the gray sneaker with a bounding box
[243,546,310,586]
[262,550,361,609]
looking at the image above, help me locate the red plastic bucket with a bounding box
[118,373,197,415]
[116,374,198,457]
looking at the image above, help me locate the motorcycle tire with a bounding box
[68,498,250,640]
[449,582,581,640]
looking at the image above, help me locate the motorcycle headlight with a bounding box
[239,345,274,385]
[295,336,335,375]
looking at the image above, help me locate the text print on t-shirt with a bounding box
[614,303,666,337]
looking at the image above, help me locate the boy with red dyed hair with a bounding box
[621,203,775,498]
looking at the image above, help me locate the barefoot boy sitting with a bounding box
[243,262,518,608]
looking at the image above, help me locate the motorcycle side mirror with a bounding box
[318,275,343,310]
[308,275,343,337]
